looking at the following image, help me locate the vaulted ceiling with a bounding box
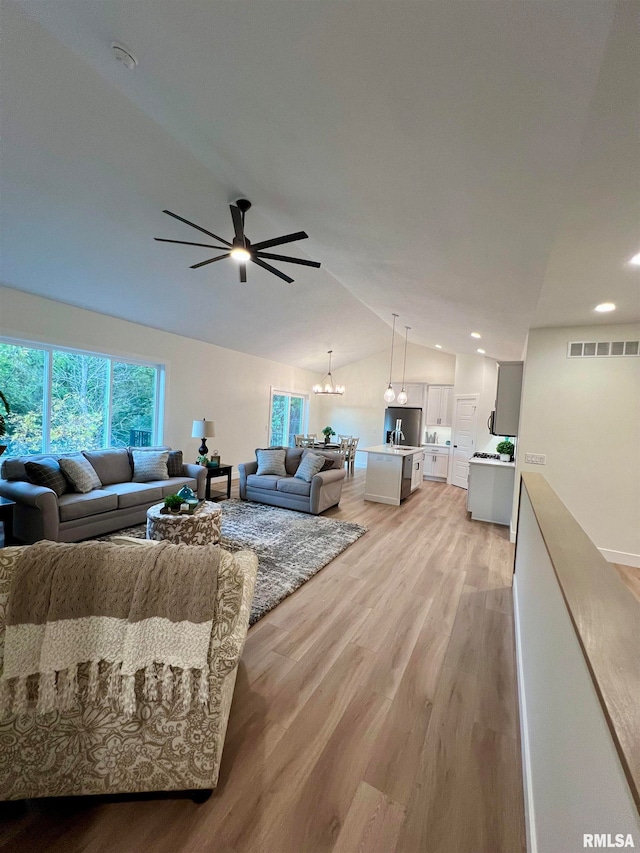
[1,1,638,371]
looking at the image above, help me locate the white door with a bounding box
[451,396,478,489]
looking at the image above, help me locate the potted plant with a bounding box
[322,426,336,446]
[0,390,9,457]
[163,494,183,514]
[496,439,515,462]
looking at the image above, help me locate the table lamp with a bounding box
[192,418,215,457]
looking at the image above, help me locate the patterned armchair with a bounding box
[0,543,258,801]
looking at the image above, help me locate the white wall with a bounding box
[453,354,500,453]
[517,323,640,563]
[313,342,456,454]
[0,288,323,470]
[514,488,640,852]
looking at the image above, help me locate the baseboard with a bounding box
[512,577,537,853]
[599,548,640,568]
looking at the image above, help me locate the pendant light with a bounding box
[397,326,411,405]
[383,314,399,403]
[313,350,345,395]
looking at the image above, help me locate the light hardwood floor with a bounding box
[1,470,526,853]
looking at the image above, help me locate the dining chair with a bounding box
[294,435,304,447]
[338,436,350,468]
[300,436,314,447]
[346,437,359,475]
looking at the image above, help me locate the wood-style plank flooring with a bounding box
[1,471,526,853]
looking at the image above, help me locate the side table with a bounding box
[204,464,232,501]
[146,501,222,545]
[0,496,16,547]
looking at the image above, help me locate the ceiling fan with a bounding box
[154,199,321,284]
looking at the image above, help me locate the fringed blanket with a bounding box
[0,539,220,718]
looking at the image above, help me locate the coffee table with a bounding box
[146,501,222,545]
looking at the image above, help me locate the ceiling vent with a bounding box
[567,341,640,358]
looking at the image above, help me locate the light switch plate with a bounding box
[525,453,546,465]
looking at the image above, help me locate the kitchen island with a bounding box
[360,444,425,505]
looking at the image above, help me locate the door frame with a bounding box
[449,394,479,487]
[268,387,310,447]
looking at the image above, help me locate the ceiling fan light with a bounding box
[230,246,251,262]
[397,388,408,405]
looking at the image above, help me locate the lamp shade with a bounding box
[192,419,214,439]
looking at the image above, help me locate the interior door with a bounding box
[451,396,478,489]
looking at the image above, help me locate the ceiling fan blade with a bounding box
[155,237,228,250]
[256,251,321,268]
[190,253,230,269]
[230,204,245,243]
[239,262,247,283]
[163,210,231,246]
[251,231,309,251]
[251,257,294,284]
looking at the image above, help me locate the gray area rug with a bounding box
[98,499,367,625]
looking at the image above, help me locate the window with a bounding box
[269,390,308,447]
[0,340,163,456]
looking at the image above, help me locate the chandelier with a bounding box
[313,350,345,395]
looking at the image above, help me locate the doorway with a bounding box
[269,389,308,447]
[451,395,478,489]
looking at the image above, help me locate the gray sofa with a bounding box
[0,447,207,544]
[238,447,346,514]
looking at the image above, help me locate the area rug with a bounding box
[97,499,367,625]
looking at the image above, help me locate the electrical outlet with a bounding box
[525,453,546,465]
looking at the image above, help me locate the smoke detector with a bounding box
[111,43,137,70]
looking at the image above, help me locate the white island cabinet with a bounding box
[361,445,424,505]
[467,457,515,526]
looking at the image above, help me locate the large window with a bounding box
[0,340,163,456]
[269,390,308,447]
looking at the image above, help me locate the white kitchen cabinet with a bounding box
[425,385,453,426]
[391,382,425,408]
[410,451,424,490]
[467,458,515,526]
[422,445,450,481]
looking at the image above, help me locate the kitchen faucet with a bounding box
[391,418,405,445]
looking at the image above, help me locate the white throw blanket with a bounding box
[0,539,220,718]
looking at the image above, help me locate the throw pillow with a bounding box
[256,448,287,477]
[295,452,326,483]
[59,454,103,494]
[24,458,69,497]
[132,450,170,483]
[167,450,183,477]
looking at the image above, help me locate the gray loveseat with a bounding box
[238,447,346,514]
[0,447,207,544]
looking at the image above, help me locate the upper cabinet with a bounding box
[391,382,426,408]
[492,361,523,436]
[425,385,454,426]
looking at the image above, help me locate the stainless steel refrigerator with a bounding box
[383,407,422,446]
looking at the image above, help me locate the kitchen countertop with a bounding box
[469,457,516,468]
[360,444,425,457]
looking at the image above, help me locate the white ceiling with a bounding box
[1,1,638,371]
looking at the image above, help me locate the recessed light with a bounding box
[435,344,442,349]
[470,332,481,339]
[112,42,138,70]
[477,348,485,354]
[629,252,640,266]
[594,302,616,313]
